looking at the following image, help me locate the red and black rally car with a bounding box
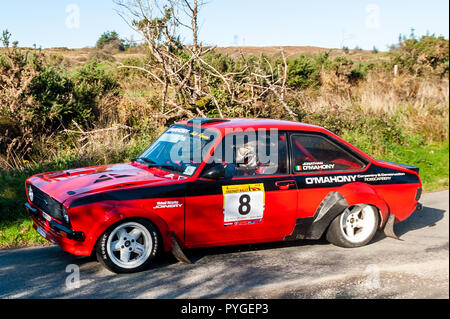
[25,119,422,273]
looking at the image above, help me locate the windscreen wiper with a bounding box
[132,158,185,173]
[147,164,185,173]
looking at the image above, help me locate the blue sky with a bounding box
[0,0,448,50]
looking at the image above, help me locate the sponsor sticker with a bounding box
[357,172,405,182]
[190,131,211,140]
[153,200,183,209]
[183,166,196,176]
[160,131,186,143]
[168,127,189,134]
[299,162,335,172]
[305,172,407,185]
[306,175,356,185]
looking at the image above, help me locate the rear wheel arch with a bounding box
[338,182,389,228]
[301,184,388,240]
[303,191,348,240]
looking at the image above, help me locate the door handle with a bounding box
[275,180,296,190]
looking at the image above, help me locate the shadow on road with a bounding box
[0,237,334,298]
[372,206,446,243]
[395,206,445,237]
[184,238,329,264]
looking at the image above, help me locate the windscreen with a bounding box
[140,125,219,176]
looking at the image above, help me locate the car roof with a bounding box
[176,118,326,133]
[176,118,374,162]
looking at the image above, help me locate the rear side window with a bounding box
[290,134,364,173]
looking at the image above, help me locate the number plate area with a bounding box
[222,183,265,224]
[36,226,47,239]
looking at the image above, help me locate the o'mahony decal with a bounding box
[305,172,406,185]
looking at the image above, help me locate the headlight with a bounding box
[27,185,34,202]
[62,206,70,224]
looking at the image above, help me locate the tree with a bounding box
[96,31,125,51]
[114,0,297,120]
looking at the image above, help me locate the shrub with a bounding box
[28,67,75,129]
[0,37,78,166]
[70,59,120,127]
[204,51,237,73]
[389,34,449,77]
[0,39,56,136]
[313,51,331,66]
[287,55,320,89]
[304,107,405,154]
[117,57,146,78]
[350,62,374,82]
[0,32,120,168]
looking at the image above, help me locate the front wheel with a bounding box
[326,204,380,248]
[96,219,160,273]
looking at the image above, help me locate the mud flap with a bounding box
[383,214,402,240]
[171,233,191,264]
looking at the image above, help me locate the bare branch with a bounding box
[114,0,298,122]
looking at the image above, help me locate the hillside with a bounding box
[35,45,388,69]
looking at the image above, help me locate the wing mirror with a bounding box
[201,164,226,180]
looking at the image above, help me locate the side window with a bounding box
[290,134,364,173]
[207,131,288,178]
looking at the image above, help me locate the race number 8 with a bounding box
[222,183,265,223]
[238,194,251,215]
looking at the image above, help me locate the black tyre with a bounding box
[96,218,160,273]
[326,204,380,248]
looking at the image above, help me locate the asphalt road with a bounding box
[0,190,448,299]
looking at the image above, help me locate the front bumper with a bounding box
[26,203,84,241]
[25,202,89,256]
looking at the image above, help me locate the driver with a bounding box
[234,139,278,176]
[235,140,259,173]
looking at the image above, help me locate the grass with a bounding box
[0,171,49,248]
[342,130,449,192]
[384,139,449,191]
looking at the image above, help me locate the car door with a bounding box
[185,130,298,247]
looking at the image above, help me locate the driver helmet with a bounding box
[235,140,259,170]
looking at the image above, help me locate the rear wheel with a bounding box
[96,219,160,273]
[326,204,379,248]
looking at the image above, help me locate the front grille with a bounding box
[30,185,64,223]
